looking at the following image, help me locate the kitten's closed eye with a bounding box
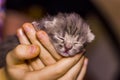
[59,44,63,48]
[53,35,64,43]
[58,37,64,41]
[74,42,80,44]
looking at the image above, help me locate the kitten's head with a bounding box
[33,13,95,57]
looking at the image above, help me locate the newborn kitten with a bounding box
[32,13,95,57]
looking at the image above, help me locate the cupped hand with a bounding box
[5,23,88,80]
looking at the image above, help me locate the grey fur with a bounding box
[32,13,95,57]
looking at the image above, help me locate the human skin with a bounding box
[0,23,88,80]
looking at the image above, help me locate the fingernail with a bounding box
[24,25,31,32]
[84,58,88,65]
[17,28,23,37]
[23,23,33,32]
[38,31,47,39]
[30,45,36,54]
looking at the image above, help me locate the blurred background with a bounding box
[0,0,120,80]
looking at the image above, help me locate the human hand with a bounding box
[5,23,88,80]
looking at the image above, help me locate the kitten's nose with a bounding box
[64,43,73,50]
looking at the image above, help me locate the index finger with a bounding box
[37,31,62,60]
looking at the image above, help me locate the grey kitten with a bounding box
[32,13,95,57]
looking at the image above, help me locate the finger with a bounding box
[77,58,88,80]
[23,23,56,65]
[22,23,38,44]
[17,26,45,70]
[37,30,62,60]
[17,28,30,44]
[58,56,85,80]
[17,27,34,71]
[28,65,34,71]
[24,54,83,80]
[39,46,57,66]
[35,58,45,69]
[6,44,40,66]
[28,58,45,71]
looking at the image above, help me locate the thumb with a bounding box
[6,44,40,65]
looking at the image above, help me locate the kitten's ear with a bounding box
[87,27,95,43]
[32,21,40,31]
[32,21,39,27]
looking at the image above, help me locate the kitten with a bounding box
[32,13,95,57]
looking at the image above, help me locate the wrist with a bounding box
[0,67,8,80]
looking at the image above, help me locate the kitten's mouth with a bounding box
[60,49,71,57]
[57,48,73,57]
[58,50,69,57]
[64,49,69,54]
[63,46,73,54]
